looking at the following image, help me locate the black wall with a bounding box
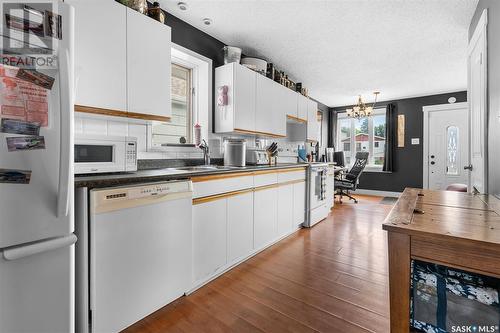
[330,91,467,192]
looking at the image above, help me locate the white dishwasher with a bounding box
[88,180,192,333]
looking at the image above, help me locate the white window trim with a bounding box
[147,43,213,152]
[337,108,386,171]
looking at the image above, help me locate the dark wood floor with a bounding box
[123,195,393,333]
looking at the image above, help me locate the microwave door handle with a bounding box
[57,48,73,218]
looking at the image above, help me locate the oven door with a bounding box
[74,138,125,174]
[309,167,328,209]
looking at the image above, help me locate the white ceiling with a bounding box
[159,0,478,107]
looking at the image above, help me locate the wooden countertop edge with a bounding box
[383,224,500,248]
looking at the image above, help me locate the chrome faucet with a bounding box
[199,139,210,165]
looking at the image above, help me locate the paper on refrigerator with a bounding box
[0,64,49,126]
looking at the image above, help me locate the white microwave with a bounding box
[74,135,137,174]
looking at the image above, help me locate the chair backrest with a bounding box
[345,152,369,182]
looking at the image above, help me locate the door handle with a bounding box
[464,164,473,171]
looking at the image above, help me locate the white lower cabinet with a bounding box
[191,170,307,290]
[277,184,294,237]
[293,181,306,226]
[227,192,254,263]
[253,187,278,249]
[192,199,227,284]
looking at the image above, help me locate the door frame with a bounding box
[422,102,469,189]
[467,8,488,193]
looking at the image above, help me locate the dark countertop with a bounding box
[74,163,309,189]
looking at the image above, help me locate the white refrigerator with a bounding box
[0,1,75,332]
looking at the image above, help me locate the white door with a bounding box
[0,1,73,249]
[427,108,469,190]
[127,7,171,119]
[233,64,256,132]
[192,199,227,284]
[468,9,488,193]
[277,184,293,237]
[227,192,254,263]
[292,181,306,226]
[69,0,127,111]
[253,187,278,249]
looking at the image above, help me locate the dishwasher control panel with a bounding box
[128,181,192,200]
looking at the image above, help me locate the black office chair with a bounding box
[334,152,369,203]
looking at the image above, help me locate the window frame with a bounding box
[336,108,386,171]
[151,63,193,146]
[149,43,212,150]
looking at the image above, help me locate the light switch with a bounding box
[411,138,420,145]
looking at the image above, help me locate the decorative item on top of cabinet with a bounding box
[222,46,242,64]
[148,2,165,23]
[125,0,147,14]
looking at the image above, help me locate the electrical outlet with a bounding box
[411,138,420,145]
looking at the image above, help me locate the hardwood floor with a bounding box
[123,195,393,333]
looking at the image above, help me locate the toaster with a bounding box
[246,148,269,165]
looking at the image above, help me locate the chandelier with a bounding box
[346,92,380,119]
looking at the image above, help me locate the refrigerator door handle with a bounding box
[2,234,77,261]
[57,48,73,218]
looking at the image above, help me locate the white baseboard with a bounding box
[354,189,401,197]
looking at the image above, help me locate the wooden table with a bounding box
[382,188,500,332]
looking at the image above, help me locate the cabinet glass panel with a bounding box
[446,126,459,175]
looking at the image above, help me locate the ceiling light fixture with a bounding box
[202,18,212,26]
[177,2,188,10]
[346,92,380,119]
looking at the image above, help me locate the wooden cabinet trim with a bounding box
[193,188,254,205]
[286,115,307,123]
[75,104,171,122]
[192,180,303,205]
[191,172,254,183]
[234,128,286,138]
[192,167,306,183]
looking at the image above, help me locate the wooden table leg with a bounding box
[387,232,411,332]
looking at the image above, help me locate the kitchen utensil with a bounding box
[224,138,246,167]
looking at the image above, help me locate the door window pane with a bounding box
[151,64,192,145]
[446,126,459,175]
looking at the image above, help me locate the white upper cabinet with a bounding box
[307,99,319,142]
[70,0,127,112]
[126,8,171,120]
[216,63,308,138]
[70,1,171,120]
[297,94,308,121]
[283,86,298,119]
[215,63,256,133]
[255,73,277,135]
[255,74,286,137]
